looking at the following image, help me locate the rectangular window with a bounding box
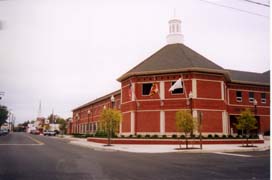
[236,91,242,102]
[171,81,183,94]
[261,93,266,103]
[249,92,254,103]
[142,83,153,96]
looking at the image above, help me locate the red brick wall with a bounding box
[260,116,270,133]
[122,112,131,133]
[197,80,221,99]
[201,111,223,133]
[136,111,160,132]
[165,111,177,132]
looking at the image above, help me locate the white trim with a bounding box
[194,97,224,101]
[192,78,197,98]
[160,110,165,134]
[132,83,135,101]
[222,111,228,134]
[228,88,269,93]
[130,111,135,135]
[135,79,190,84]
[228,104,270,108]
[194,78,224,83]
[221,81,224,100]
[229,113,270,117]
[122,97,225,103]
[121,83,131,88]
[227,89,230,105]
[135,108,226,112]
[160,81,165,100]
[192,110,198,118]
[122,111,132,114]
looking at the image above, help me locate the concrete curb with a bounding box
[68,140,270,154]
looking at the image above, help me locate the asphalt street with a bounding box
[0,132,270,180]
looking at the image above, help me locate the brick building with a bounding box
[70,18,270,136]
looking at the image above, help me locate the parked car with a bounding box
[30,130,40,135]
[43,130,57,136]
[0,129,9,136]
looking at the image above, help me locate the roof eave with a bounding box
[117,67,230,82]
[72,89,121,112]
[229,80,270,86]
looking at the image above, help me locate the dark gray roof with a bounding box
[227,69,270,85]
[118,43,223,81]
[72,89,121,111]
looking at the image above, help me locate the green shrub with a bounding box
[120,135,125,138]
[94,131,107,138]
[207,134,213,139]
[151,134,158,139]
[228,134,234,138]
[137,134,142,138]
[128,134,133,138]
[214,134,219,139]
[190,134,196,139]
[249,134,259,139]
[180,135,185,139]
[161,135,167,139]
[221,135,227,139]
[145,134,150,138]
[172,134,177,139]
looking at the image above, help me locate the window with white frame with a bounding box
[261,93,266,103]
[171,81,183,94]
[236,91,242,102]
[249,92,254,103]
[142,83,152,96]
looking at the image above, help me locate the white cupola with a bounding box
[166,18,184,44]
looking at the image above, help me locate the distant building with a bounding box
[70,17,270,136]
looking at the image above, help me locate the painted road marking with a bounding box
[0,135,44,146]
[213,152,252,157]
[25,135,44,145]
[0,144,43,146]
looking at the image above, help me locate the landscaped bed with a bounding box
[86,137,264,145]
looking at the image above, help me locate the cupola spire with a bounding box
[166,11,184,44]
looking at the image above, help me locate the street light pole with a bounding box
[253,99,258,134]
[188,91,193,115]
[109,95,115,146]
[87,110,90,134]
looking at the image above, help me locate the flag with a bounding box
[169,78,183,92]
[149,83,159,96]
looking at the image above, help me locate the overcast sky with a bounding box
[0,0,269,124]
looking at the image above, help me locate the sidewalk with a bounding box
[59,135,270,153]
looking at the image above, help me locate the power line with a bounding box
[199,0,269,18]
[242,0,270,7]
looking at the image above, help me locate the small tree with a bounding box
[235,108,257,147]
[56,118,67,134]
[0,106,9,128]
[99,108,122,146]
[176,110,195,149]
